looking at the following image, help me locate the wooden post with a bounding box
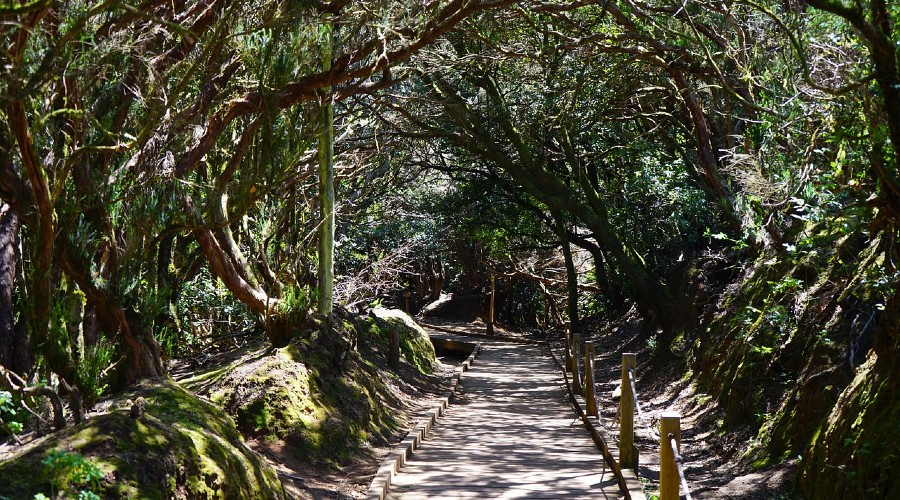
[389,329,400,369]
[620,352,637,470]
[572,332,583,395]
[660,412,681,500]
[564,321,573,372]
[403,291,411,314]
[487,274,495,334]
[584,341,598,417]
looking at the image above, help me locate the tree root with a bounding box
[0,364,67,430]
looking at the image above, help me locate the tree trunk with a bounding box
[593,250,623,313]
[0,203,29,375]
[516,165,674,329]
[210,192,260,291]
[7,100,51,325]
[430,257,444,301]
[453,75,678,332]
[567,231,624,313]
[56,242,163,383]
[154,233,178,331]
[668,69,743,233]
[553,211,580,332]
[317,22,336,316]
[0,205,15,369]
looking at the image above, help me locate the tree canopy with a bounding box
[2,0,899,496]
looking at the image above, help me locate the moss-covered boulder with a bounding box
[368,308,436,374]
[178,310,434,467]
[204,341,402,465]
[0,380,285,499]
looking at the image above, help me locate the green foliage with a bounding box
[0,391,25,436]
[278,286,311,320]
[646,337,660,356]
[173,268,260,356]
[770,276,802,295]
[860,266,900,301]
[706,227,750,251]
[76,338,115,407]
[40,449,103,499]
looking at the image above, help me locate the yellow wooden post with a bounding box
[564,321,573,372]
[620,352,637,470]
[572,332,583,395]
[584,341,598,417]
[660,412,681,500]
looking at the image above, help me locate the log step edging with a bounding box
[366,340,482,500]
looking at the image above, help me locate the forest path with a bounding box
[386,335,622,499]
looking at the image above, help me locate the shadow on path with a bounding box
[388,340,621,499]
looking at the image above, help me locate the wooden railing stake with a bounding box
[572,332,583,395]
[564,322,573,373]
[660,412,681,500]
[403,291,411,314]
[584,341,598,418]
[620,352,637,470]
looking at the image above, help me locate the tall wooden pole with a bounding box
[389,329,400,370]
[316,22,335,316]
[572,332,583,395]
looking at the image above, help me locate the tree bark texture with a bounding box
[317,22,336,316]
[553,211,580,333]
[0,203,29,375]
[56,242,164,383]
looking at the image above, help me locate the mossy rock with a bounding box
[369,308,436,374]
[204,342,401,465]
[0,380,285,499]
[208,346,323,451]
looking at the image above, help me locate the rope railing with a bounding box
[669,433,693,500]
[622,355,693,500]
[627,367,659,440]
[564,330,693,500]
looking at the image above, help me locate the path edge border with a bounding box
[365,340,482,500]
[546,345,648,500]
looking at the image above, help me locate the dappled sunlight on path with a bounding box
[388,340,622,499]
